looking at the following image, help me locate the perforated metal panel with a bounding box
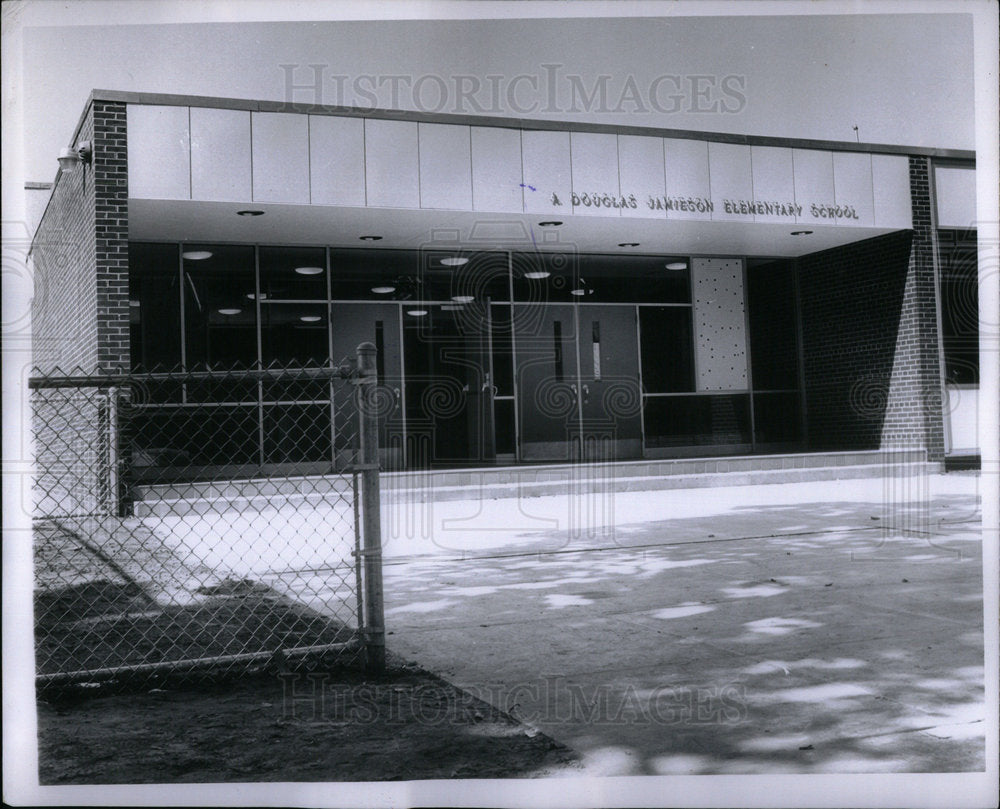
[692,257,748,391]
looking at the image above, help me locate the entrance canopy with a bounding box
[125,96,913,254]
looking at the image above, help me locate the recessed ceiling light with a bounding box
[217,307,242,315]
[237,210,265,217]
[618,242,640,248]
[182,250,212,260]
[538,221,562,227]
[359,235,383,241]
[440,257,469,267]
[790,230,813,236]
[406,309,429,317]
[371,286,396,294]
[294,266,324,275]
[524,271,550,280]
[665,261,687,271]
[299,315,322,323]
[129,299,141,307]
[451,295,474,303]
[246,292,268,300]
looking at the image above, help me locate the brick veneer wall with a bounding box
[30,98,130,517]
[31,110,98,371]
[31,99,129,373]
[796,158,944,460]
[93,101,130,371]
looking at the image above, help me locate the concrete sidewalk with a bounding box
[380,473,987,775]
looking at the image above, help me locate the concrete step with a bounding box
[132,450,937,517]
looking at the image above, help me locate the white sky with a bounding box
[7,2,984,184]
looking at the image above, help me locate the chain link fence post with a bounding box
[356,342,386,674]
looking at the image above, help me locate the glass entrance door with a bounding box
[514,304,581,461]
[514,303,642,462]
[576,306,643,461]
[402,306,495,468]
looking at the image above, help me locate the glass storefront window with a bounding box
[513,253,690,304]
[639,307,694,393]
[259,246,327,300]
[643,394,752,448]
[328,249,420,300]
[128,241,808,472]
[938,230,979,385]
[182,244,257,371]
[129,242,182,372]
[746,259,799,391]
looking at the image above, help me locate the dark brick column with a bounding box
[796,157,945,462]
[93,101,130,373]
[879,157,945,461]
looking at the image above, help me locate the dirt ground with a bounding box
[32,519,579,783]
[36,661,580,783]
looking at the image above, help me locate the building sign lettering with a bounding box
[648,195,714,213]
[549,188,861,220]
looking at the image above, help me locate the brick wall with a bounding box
[30,99,130,517]
[31,110,99,372]
[31,99,129,373]
[93,102,130,371]
[796,159,944,459]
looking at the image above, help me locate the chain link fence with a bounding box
[30,344,385,691]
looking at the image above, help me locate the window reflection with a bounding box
[129,242,181,372]
[182,244,257,370]
[259,247,327,300]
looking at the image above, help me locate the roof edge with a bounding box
[91,89,976,162]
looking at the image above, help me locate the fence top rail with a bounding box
[29,366,356,390]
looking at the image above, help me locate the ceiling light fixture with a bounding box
[538,221,562,227]
[299,315,322,323]
[618,242,640,248]
[246,292,268,300]
[359,235,383,241]
[406,309,429,317]
[790,230,813,236]
[665,261,687,271]
[371,286,396,294]
[182,250,213,261]
[524,271,550,280]
[237,209,265,217]
[440,257,469,267]
[294,266,324,275]
[451,295,474,303]
[217,307,242,316]
[56,141,92,174]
